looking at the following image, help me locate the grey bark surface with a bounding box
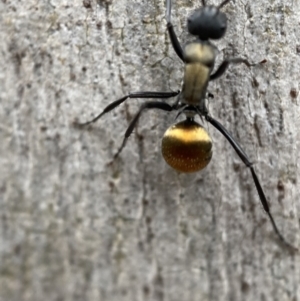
[0,0,300,300]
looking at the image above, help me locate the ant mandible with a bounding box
[75,0,297,252]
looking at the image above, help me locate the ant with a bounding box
[74,0,297,252]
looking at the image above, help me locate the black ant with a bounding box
[74,0,297,252]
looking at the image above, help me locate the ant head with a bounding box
[187,0,230,40]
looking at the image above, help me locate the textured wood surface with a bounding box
[0,0,300,300]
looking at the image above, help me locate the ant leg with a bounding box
[166,0,185,62]
[210,58,266,81]
[74,91,179,126]
[112,101,175,160]
[205,114,298,252]
[218,0,231,9]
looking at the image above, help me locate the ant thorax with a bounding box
[181,41,217,107]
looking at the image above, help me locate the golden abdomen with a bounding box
[161,119,212,173]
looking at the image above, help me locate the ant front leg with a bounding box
[210,58,266,80]
[166,0,185,62]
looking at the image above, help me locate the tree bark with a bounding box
[0,0,299,300]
